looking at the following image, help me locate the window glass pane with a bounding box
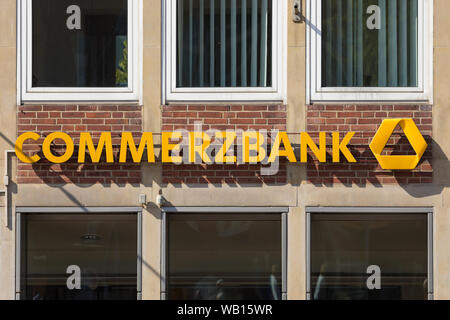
[168,215,282,300]
[21,214,137,300]
[311,214,428,300]
[322,0,418,87]
[176,0,272,88]
[32,0,128,87]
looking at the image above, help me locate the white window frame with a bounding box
[163,0,287,103]
[18,0,143,103]
[306,0,433,104]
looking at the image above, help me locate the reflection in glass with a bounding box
[311,214,428,300]
[168,215,282,300]
[21,214,137,300]
[32,0,128,87]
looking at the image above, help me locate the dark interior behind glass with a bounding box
[311,213,428,300]
[21,214,137,300]
[168,214,282,300]
[32,0,128,87]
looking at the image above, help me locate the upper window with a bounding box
[307,0,433,103]
[164,0,286,102]
[19,0,141,102]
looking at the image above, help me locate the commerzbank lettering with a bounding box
[14,119,428,170]
[15,130,356,165]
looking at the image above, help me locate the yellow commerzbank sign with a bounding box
[14,119,428,170]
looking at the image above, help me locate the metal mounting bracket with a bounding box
[293,0,303,23]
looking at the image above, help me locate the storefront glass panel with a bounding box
[311,213,428,300]
[167,214,282,300]
[20,214,137,300]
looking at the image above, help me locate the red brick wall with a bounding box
[16,104,433,186]
[17,105,142,185]
[161,105,287,185]
[306,105,433,185]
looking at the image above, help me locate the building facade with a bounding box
[0,0,449,300]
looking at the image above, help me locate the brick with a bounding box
[230,119,255,125]
[206,105,231,111]
[414,112,432,118]
[82,119,105,125]
[262,112,287,118]
[163,105,188,111]
[358,119,381,124]
[62,112,85,118]
[420,105,432,111]
[393,105,419,111]
[355,105,381,111]
[62,125,75,131]
[307,105,325,111]
[172,112,198,118]
[198,112,224,118]
[320,112,337,118]
[43,105,66,111]
[338,112,361,118]
[18,112,37,118]
[268,105,286,111]
[18,125,37,131]
[106,119,129,125]
[57,119,82,125]
[164,118,188,124]
[50,112,62,118]
[204,118,228,125]
[19,105,43,112]
[244,105,268,111]
[388,112,414,118]
[112,112,124,118]
[118,105,141,111]
[36,112,50,118]
[237,112,261,118]
[188,105,206,111]
[324,105,344,111]
[123,125,141,131]
[86,112,112,118]
[79,106,98,111]
[36,125,61,131]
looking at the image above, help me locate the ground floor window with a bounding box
[166,213,284,300]
[308,208,432,300]
[19,212,138,300]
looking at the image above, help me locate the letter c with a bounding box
[15,132,41,164]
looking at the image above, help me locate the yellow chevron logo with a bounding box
[369,119,428,170]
